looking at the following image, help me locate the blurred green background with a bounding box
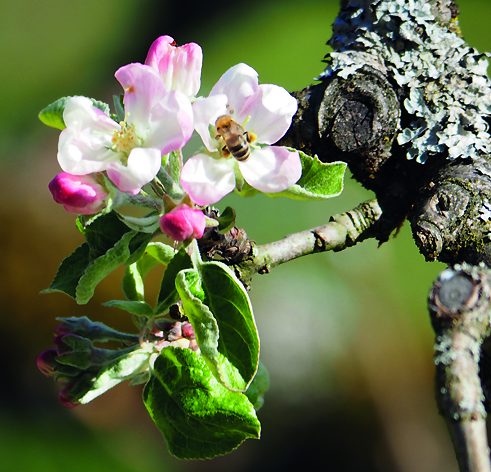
[0,0,489,471]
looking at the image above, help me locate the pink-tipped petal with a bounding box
[239,146,301,193]
[145,35,175,67]
[210,63,259,117]
[106,147,161,194]
[193,95,228,152]
[145,36,202,97]
[115,63,165,127]
[241,84,298,144]
[181,153,236,205]
[146,90,194,154]
[57,97,119,175]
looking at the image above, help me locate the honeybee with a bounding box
[215,115,255,161]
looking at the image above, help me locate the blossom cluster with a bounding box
[48,35,301,241]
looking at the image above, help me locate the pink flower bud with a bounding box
[58,387,79,409]
[36,349,57,377]
[145,35,202,97]
[181,322,195,339]
[160,204,206,241]
[49,172,108,215]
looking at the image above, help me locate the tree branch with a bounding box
[430,264,491,472]
[251,199,382,273]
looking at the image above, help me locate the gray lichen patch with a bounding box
[321,0,491,164]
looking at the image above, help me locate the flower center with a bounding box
[111,122,141,155]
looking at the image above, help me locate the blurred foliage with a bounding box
[0,0,489,471]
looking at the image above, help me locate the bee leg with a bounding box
[221,146,231,157]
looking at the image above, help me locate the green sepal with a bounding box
[143,348,260,460]
[155,248,192,315]
[38,96,110,130]
[112,94,125,122]
[103,300,154,317]
[269,151,346,200]
[176,261,259,391]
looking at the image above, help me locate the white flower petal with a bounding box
[241,84,297,144]
[145,90,194,154]
[210,64,259,117]
[57,97,119,175]
[239,146,301,193]
[193,95,228,152]
[106,147,161,194]
[181,153,236,205]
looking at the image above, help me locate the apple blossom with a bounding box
[145,35,202,98]
[159,204,206,241]
[57,63,193,195]
[48,172,108,215]
[180,63,301,206]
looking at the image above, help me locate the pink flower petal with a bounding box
[210,63,259,118]
[145,36,202,97]
[193,95,228,152]
[106,147,161,194]
[160,204,206,241]
[238,146,301,193]
[49,172,108,215]
[181,153,236,205]
[145,90,194,154]
[115,63,165,127]
[58,97,119,175]
[241,84,297,144]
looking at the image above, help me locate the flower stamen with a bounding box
[111,122,141,155]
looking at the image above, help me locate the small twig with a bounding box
[251,199,382,273]
[429,264,491,472]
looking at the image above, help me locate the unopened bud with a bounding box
[36,349,57,377]
[181,322,195,339]
[49,172,108,215]
[160,204,206,241]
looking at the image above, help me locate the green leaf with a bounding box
[200,261,259,388]
[55,316,139,343]
[117,213,160,234]
[121,242,174,302]
[217,206,236,233]
[143,348,260,460]
[245,361,270,410]
[268,151,346,201]
[176,261,259,391]
[83,211,132,258]
[41,243,90,298]
[76,231,137,304]
[155,249,192,314]
[122,263,145,301]
[77,347,151,404]
[103,300,154,316]
[145,242,175,265]
[38,96,110,130]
